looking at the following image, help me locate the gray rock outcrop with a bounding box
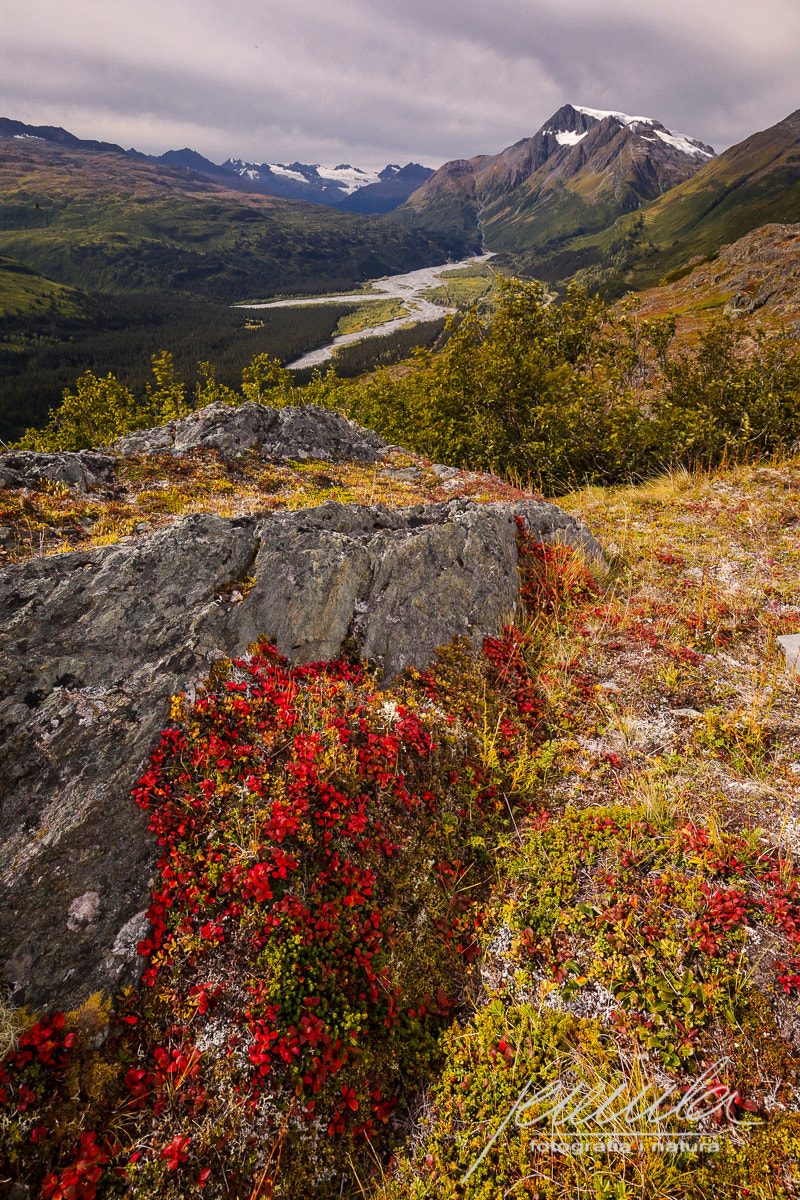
[1,484,602,1014]
[112,401,389,462]
[0,451,116,493]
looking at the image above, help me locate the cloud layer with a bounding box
[2,0,798,168]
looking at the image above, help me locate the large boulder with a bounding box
[112,401,389,462]
[0,483,602,1013]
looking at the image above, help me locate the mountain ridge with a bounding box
[602,105,800,291]
[0,134,448,301]
[514,105,800,297]
[0,117,434,213]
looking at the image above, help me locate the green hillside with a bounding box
[0,254,86,320]
[0,139,448,302]
[479,136,700,255]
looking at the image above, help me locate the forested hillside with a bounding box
[0,135,454,441]
[0,138,446,301]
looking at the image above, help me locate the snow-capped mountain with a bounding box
[0,119,433,214]
[541,105,714,159]
[144,153,432,212]
[222,159,394,200]
[394,103,716,254]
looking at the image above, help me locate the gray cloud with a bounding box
[1,0,798,168]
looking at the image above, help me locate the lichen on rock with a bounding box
[111,400,390,463]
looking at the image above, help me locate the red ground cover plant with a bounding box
[0,632,545,1195]
[512,806,800,1071]
[0,521,591,1196]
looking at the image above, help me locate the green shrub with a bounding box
[12,351,293,451]
[336,280,800,493]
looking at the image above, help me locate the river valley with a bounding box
[236,253,496,368]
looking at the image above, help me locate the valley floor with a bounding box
[236,253,496,368]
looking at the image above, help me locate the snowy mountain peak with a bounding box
[542,128,588,147]
[315,164,382,193]
[210,154,433,209]
[573,104,654,126]
[544,104,716,160]
[645,128,715,158]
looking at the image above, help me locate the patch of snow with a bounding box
[543,129,588,147]
[13,133,45,141]
[574,104,654,126]
[570,109,712,158]
[264,163,309,184]
[223,157,397,194]
[226,159,311,185]
[315,164,382,194]
[653,128,714,158]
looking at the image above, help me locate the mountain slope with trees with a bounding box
[0,136,448,302]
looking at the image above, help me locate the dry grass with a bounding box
[0,446,537,564]
[555,450,800,848]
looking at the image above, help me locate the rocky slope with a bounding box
[623,221,800,341]
[392,103,714,255]
[0,403,602,1013]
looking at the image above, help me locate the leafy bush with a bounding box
[336,280,800,492]
[11,279,800,492]
[13,351,292,451]
[0,294,355,444]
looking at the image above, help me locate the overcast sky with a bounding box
[2,0,798,169]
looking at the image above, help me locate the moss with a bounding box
[0,445,533,565]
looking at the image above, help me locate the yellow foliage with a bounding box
[66,990,111,1038]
